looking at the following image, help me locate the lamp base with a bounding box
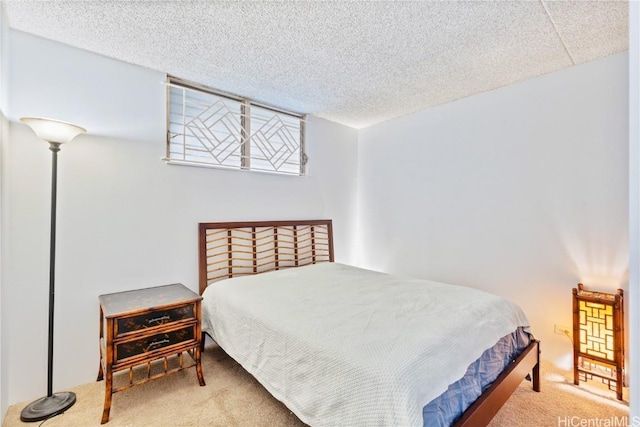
[20,392,76,422]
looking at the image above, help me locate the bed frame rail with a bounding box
[198,219,334,295]
[453,339,541,426]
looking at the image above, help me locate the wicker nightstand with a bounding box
[97,283,206,423]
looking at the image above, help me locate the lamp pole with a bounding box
[19,117,86,423]
[46,141,60,398]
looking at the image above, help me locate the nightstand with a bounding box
[97,283,206,424]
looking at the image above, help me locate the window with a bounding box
[166,76,307,176]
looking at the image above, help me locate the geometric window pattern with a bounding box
[578,300,614,361]
[166,76,306,176]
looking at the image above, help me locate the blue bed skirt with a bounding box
[422,327,531,426]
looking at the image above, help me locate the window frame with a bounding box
[165,75,307,176]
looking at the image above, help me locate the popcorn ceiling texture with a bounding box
[4,1,628,129]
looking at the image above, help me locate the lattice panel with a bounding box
[572,283,624,400]
[578,300,614,361]
[199,221,333,291]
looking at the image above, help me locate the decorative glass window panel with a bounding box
[167,77,306,175]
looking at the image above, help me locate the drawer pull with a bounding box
[146,339,170,352]
[116,305,193,335]
[147,315,171,325]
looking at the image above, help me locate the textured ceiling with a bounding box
[4,1,629,129]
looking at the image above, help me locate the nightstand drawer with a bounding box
[115,303,196,337]
[114,325,196,363]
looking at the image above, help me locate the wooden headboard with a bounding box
[198,219,334,294]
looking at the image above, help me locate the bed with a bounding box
[198,219,540,426]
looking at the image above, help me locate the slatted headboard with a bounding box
[198,219,334,294]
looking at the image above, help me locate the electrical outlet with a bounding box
[554,324,572,337]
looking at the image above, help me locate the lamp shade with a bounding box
[20,117,86,144]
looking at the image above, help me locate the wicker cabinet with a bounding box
[97,283,205,423]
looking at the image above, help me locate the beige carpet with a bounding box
[3,345,629,427]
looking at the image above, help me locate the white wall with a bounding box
[628,1,639,419]
[357,53,629,366]
[0,2,9,423]
[3,31,358,405]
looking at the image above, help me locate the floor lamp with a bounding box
[19,117,86,422]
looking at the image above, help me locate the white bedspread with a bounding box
[201,263,530,426]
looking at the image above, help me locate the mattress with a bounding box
[201,262,531,426]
